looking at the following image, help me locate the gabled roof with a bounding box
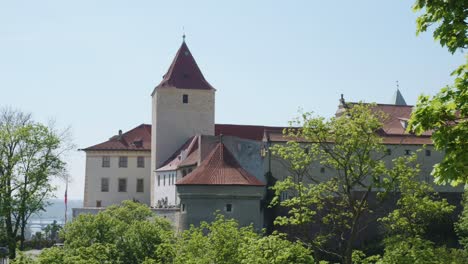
[154,41,215,92]
[156,136,198,171]
[176,142,265,186]
[82,124,151,151]
[392,89,407,106]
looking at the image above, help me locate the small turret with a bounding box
[392,89,407,106]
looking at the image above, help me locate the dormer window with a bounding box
[133,139,143,148]
[399,118,409,130]
[183,94,188,104]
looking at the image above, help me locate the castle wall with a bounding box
[177,185,265,231]
[83,151,151,207]
[265,143,463,193]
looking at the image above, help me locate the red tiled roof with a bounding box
[265,103,434,145]
[215,124,286,141]
[82,124,151,151]
[176,142,265,186]
[154,41,215,91]
[368,104,431,137]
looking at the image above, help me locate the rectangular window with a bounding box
[102,156,110,167]
[96,200,102,207]
[320,167,325,173]
[163,175,166,186]
[183,94,188,104]
[137,156,145,168]
[181,203,186,212]
[136,179,144,193]
[225,203,233,213]
[405,149,411,156]
[118,178,127,192]
[101,178,109,192]
[425,150,431,157]
[386,149,392,155]
[158,175,160,186]
[119,156,128,168]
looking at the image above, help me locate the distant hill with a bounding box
[30,199,83,221]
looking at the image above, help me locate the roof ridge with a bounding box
[176,142,265,186]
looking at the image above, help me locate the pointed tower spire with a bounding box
[392,81,407,105]
[155,41,214,91]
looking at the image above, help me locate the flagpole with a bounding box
[64,174,68,224]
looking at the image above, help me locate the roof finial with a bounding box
[182,26,186,42]
[396,80,399,90]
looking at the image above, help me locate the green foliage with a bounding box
[39,201,173,264]
[270,104,390,263]
[456,190,468,249]
[413,0,467,54]
[379,154,455,237]
[238,232,314,264]
[409,0,467,184]
[375,154,461,263]
[0,108,69,258]
[378,236,468,264]
[43,220,62,241]
[9,252,36,264]
[174,214,313,264]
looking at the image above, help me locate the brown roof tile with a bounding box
[176,142,265,186]
[82,124,151,151]
[154,41,215,92]
[215,124,285,141]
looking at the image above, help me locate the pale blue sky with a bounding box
[0,1,464,199]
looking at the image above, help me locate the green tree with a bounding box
[270,103,389,264]
[379,155,455,238]
[174,214,313,264]
[376,155,463,263]
[43,220,62,241]
[455,191,468,249]
[238,232,314,264]
[0,108,69,258]
[41,200,173,264]
[408,0,467,184]
[378,236,468,264]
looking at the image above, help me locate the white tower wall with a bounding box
[151,88,215,205]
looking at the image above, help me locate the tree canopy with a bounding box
[0,108,69,258]
[270,104,391,264]
[408,0,467,184]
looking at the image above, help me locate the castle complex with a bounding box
[75,39,462,231]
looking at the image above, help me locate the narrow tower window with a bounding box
[183,94,188,104]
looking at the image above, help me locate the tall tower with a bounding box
[150,39,216,206]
